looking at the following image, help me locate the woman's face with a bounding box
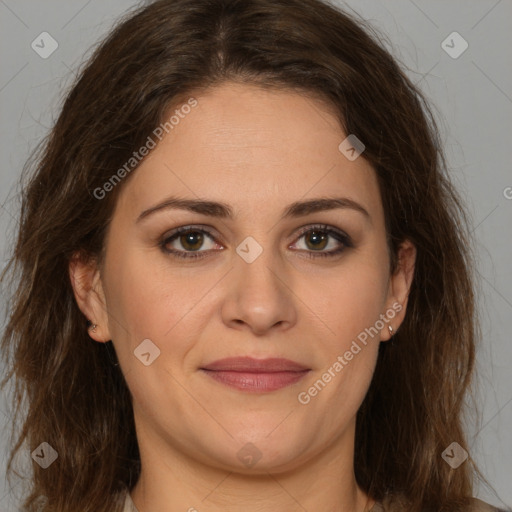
[73,81,415,474]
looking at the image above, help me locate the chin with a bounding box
[196,431,313,475]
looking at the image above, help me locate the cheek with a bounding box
[103,247,219,372]
[295,280,384,440]
[310,259,388,350]
[300,263,386,424]
[103,248,187,347]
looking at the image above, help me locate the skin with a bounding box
[70,81,416,512]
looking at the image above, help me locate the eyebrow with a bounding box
[136,195,370,223]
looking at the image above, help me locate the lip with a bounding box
[201,356,310,372]
[200,357,311,392]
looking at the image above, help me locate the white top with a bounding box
[123,492,139,512]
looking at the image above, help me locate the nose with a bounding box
[220,244,297,336]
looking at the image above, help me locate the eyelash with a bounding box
[158,224,353,260]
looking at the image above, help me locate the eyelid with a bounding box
[161,224,218,241]
[159,223,352,258]
[158,225,221,260]
[289,223,353,257]
[292,223,350,242]
[160,223,350,242]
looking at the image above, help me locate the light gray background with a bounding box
[1,0,511,510]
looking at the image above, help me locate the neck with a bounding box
[129,416,374,512]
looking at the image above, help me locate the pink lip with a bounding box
[201,356,310,372]
[200,357,311,392]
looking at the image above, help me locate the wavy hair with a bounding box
[1,0,486,510]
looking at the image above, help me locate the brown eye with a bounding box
[292,224,353,258]
[175,231,205,251]
[160,226,220,259]
[303,230,329,251]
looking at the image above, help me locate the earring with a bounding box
[89,322,97,333]
[388,325,393,336]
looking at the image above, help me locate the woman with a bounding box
[1,0,507,511]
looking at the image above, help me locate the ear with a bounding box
[380,239,416,341]
[69,251,111,343]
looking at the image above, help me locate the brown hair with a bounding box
[0,0,487,510]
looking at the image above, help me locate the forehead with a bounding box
[114,82,381,221]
